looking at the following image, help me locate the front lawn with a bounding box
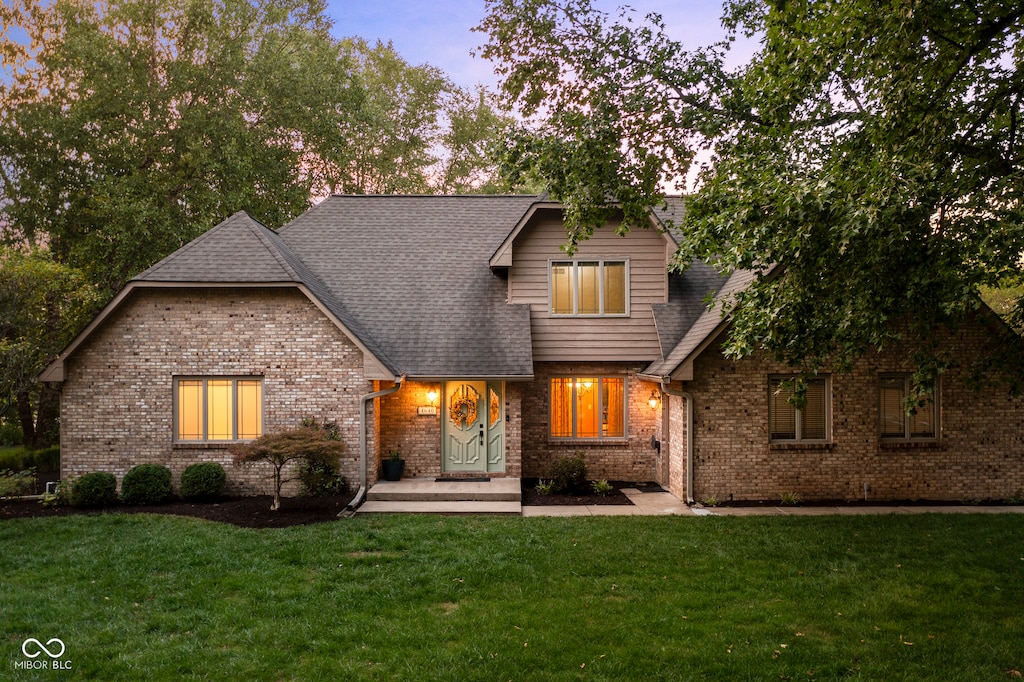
[2,513,1022,680]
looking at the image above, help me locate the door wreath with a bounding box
[449,385,479,430]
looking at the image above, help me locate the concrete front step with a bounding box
[358,500,522,515]
[366,477,522,502]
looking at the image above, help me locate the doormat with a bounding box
[435,477,491,483]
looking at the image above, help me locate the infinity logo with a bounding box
[21,638,66,659]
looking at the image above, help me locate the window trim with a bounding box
[173,376,264,443]
[878,374,939,442]
[548,259,630,317]
[548,375,629,442]
[768,375,831,444]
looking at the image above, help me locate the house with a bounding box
[42,195,1024,504]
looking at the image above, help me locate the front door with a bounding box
[442,381,504,473]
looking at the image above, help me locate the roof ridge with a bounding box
[245,217,302,282]
[134,210,251,281]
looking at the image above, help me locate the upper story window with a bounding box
[176,377,263,442]
[769,375,830,443]
[880,375,938,440]
[550,260,628,316]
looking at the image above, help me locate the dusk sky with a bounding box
[325,0,757,90]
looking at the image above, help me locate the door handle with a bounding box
[479,424,484,446]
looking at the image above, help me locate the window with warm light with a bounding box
[549,377,626,439]
[175,377,262,442]
[550,260,628,316]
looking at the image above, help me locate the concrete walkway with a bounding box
[524,488,1024,517]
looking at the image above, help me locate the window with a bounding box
[176,377,262,442]
[550,260,628,316]
[550,377,626,439]
[769,376,829,442]
[880,375,937,440]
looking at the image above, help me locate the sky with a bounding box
[325,0,758,91]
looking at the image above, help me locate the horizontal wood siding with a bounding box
[508,213,668,361]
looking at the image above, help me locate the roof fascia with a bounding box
[405,374,535,382]
[646,208,680,249]
[490,201,681,268]
[40,281,399,383]
[293,284,397,381]
[489,201,563,268]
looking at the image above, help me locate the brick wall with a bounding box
[60,287,374,495]
[378,381,522,479]
[521,362,662,481]
[680,317,1024,503]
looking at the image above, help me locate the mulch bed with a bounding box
[0,494,356,529]
[520,479,662,506]
[0,481,667,528]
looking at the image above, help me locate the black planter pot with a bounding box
[382,459,405,481]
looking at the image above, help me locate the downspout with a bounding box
[347,375,405,511]
[661,380,695,505]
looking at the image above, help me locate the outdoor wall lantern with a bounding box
[648,390,660,410]
[417,387,440,416]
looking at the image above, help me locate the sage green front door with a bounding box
[442,381,504,473]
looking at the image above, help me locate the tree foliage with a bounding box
[0,249,100,447]
[0,0,353,293]
[0,0,513,296]
[478,0,1024,390]
[231,425,345,510]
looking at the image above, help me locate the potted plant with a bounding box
[382,450,405,481]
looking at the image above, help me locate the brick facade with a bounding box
[378,381,522,479]
[520,362,663,481]
[60,287,374,495]
[674,318,1024,503]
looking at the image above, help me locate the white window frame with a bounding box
[548,259,630,317]
[173,376,263,443]
[879,374,939,442]
[768,375,831,443]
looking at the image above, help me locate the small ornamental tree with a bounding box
[230,426,345,511]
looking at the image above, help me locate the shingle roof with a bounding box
[134,209,399,376]
[137,211,303,283]
[276,195,542,378]
[643,268,761,379]
[652,262,729,356]
[122,196,749,382]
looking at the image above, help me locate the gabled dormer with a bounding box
[490,202,680,362]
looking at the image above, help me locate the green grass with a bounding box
[2,514,1023,680]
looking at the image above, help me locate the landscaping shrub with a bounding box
[0,445,60,472]
[550,452,587,493]
[0,469,36,498]
[591,479,613,496]
[179,462,227,501]
[70,472,118,508]
[120,464,173,505]
[231,425,345,510]
[298,459,346,497]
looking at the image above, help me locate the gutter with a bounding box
[661,380,695,505]
[346,375,405,512]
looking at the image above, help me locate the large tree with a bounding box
[0,0,362,294]
[0,0,513,297]
[478,0,1024,392]
[0,249,99,448]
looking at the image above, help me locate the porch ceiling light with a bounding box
[648,390,660,410]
